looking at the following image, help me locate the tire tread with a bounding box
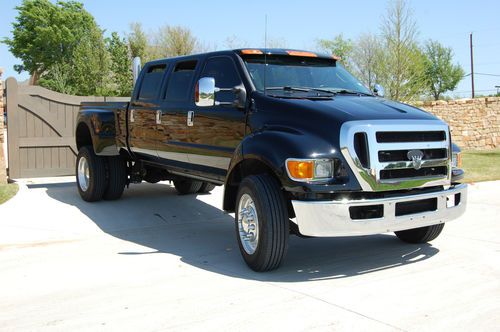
[395,223,445,243]
[104,155,127,200]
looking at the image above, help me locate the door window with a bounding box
[138,64,167,100]
[201,57,242,103]
[164,60,198,101]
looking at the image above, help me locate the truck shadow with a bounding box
[37,181,440,282]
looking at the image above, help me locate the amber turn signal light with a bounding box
[287,160,314,180]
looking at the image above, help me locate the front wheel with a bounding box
[395,224,445,243]
[235,174,289,272]
[76,146,107,202]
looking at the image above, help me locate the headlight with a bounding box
[286,159,334,182]
[451,152,462,168]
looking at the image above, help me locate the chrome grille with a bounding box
[340,120,451,192]
[376,131,446,143]
[378,148,447,162]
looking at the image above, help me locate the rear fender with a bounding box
[76,109,119,156]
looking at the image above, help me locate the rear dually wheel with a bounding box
[76,146,107,202]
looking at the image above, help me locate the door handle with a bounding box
[156,110,161,125]
[187,111,194,127]
[130,109,135,123]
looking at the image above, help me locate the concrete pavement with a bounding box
[0,178,499,331]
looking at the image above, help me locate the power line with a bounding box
[463,73,500,78]
[455,89,497,93]
[475,72,500,77]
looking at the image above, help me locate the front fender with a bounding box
[226,128,362,194]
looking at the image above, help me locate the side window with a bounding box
[201,57,242,103]
[164,60,198,101]
[138,64,167,100]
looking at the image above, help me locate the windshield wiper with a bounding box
[331,89,374,96]
[266,86,310,92]
[265,86,336,95]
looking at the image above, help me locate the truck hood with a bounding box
[272,95,438,122]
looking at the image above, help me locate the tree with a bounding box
[127,22,148,60]
[107,32,133,96]
[3,0,129,96]
[265,37,288,49]
[423,40,464,100]
[37,63,74,94]
[317,34,354,70]
[70,27,111,96]
[152,25,198,58]
[379,0,427,101]
[224,35,248,49]
[3,0,101,85]
[351,33,383,90]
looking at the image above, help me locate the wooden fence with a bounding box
[5,78,128,178]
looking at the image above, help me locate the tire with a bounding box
[76,146,107,202]
[198,182,216,193]
[173,179,203,195]
[104,155,127,200]
[144,174,160,184]
[395,224,445,244]
[235,174,289,272]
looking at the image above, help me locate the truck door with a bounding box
[188,56,246,178]
[156,59,199,165]
[128,64,166,161]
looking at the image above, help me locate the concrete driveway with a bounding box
[0,178,499,331]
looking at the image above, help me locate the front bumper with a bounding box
[291,184,467,237]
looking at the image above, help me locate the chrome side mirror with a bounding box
[373,84,385,98]
[195,77,216,107]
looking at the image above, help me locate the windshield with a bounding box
[242,55,372,96]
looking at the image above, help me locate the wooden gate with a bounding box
[5,78,128,178]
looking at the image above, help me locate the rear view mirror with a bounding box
[195,77,216,107]
[373,84,385,98]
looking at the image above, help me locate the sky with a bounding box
[1,0,499,97]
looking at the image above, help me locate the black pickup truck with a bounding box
[75,48,467,271]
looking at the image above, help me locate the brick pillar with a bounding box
[0,68,7,184]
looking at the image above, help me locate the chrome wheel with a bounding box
[238,193,259,255]
[77,155,90,192]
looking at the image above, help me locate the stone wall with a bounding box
[414,97,500,150]
[0,68,7,183]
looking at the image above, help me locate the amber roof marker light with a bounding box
[240,49,264,55]
[286,50,318,57]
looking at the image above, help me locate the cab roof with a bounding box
[145,48,340,66]
[234,48,341,60]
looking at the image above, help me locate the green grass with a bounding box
[0,183,19,205]
[462,149,500,183]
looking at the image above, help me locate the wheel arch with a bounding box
[223,157,282,212]
[75,114,120,156]
[76,122,93,152]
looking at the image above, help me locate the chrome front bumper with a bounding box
[291,184,467,237]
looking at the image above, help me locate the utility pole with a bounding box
[470,33,475,98]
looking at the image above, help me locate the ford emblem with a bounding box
[407,150,424,170]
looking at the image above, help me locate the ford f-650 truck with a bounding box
[75,48,467,271]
